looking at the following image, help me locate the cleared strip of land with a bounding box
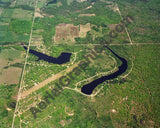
[20,62,80,99]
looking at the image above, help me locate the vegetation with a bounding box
[4,63,24,69]
[0,0,159,127]
[0,0,11,7]
[117,0,160,43]
[0,84,17,128]
[16,5,34,11]
[9,19,32,34]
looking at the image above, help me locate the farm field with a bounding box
[0,48,25,84]
[0,0,160,128]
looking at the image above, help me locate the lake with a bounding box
[81,46,128,95]
[23,46,72,65]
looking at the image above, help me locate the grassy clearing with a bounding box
[0,67,22,84]
[1,8,14,18]
[15,0,36,8]
[9,19,32,34]
[0,48,25,84]
[0,48,21,60]
[12,8,33,20]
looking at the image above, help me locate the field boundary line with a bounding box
[11,0,38,127]
[109,43,160,45]
[2,43,160,48]
[51,43,160,46]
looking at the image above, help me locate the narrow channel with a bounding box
[81,46,128,95]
